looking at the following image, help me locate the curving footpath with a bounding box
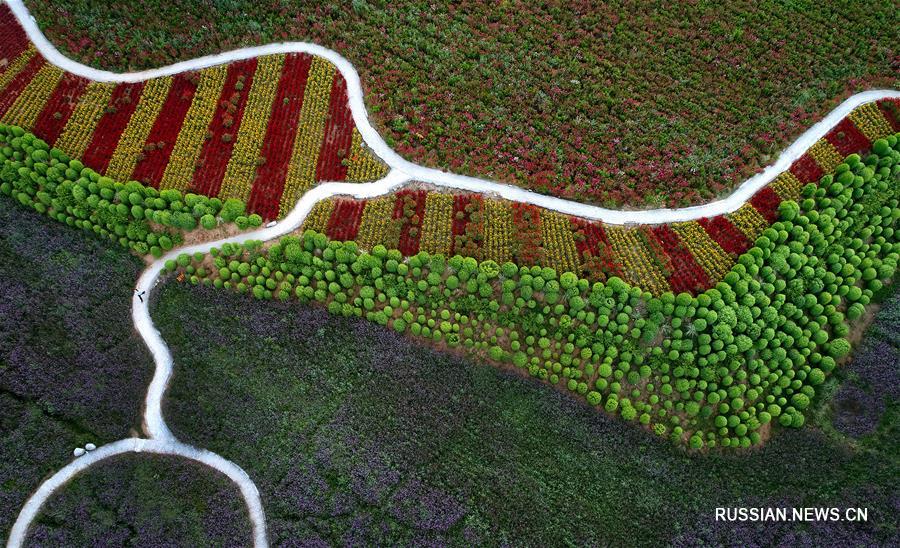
[4,0,900,545]
[136,171,410,441]
[5,0,900,225]
[6,169,410,548]
[6,438,267,547]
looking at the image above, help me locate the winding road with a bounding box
[4,0,899,545]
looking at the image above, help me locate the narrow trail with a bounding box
[5,0,899,225]
[6,168,409,548]
[6,439,267,547]
[4,0,900,545]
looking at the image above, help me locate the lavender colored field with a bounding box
[831,292,900,439]
[153,281,900,546]
[0,199,152,537]
[25,454,251,545]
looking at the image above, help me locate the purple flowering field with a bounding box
[0,199,154,538]
[26,454,251,546]
[154,281,900,546]
[831,292,900,439]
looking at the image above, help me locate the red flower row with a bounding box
[393,189,427,256]
[0,54,45,119]
[192,59,257,196]
[131,72,199,185]
[0,7,28,63]
[326,198,366,241]
[452,194,484,258]
[789,153,823,184]
[511,202,543,265]
[652,225,710,294]
[246,54,313,219]
[749,186,782,224]
[825,118,870,157]
[314,73,355,182]
[877,99,900,132]
[696,216,750,256]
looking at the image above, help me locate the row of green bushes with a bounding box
[170,134,900,449]
[0,124,257,257]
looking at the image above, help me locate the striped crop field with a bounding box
[298,93,898,298]
[2,3,898,296]
[0,4,388,220]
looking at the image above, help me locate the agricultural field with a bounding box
[25,455,251,545]
[21,0,900,207]
[152,280,899,545]
[1,0,898,545]
[0,197,152,536]
[0,4,388,221]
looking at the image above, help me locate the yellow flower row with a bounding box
[670,221,732,284]
[160,66,228,191]
[54,82,115,159]
[768,171,802,201]
[483,200,513,264]
[345,128,389,182]
[220,54,285,203]
[355,197,394,249]
[540,210,579,274]
[727,203,768,242]
[302,198,335,233]
[849,103,893,142]
[105,76,173,181]
[1,62,63,130]
[605,226,670,295]
[0,45,36,94]
[807,138,843,174]
[419,193,454,256]
[278,57,336,215]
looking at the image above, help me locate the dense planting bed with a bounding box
[168,134,900,449]
[25,455,251,545]
[154,281,899,545]
[0,125,262,257]
[21,0,900,207]
[3,93,895,283]
[0,198,152,536]
[0,4,388,220]
[301,178,807,295]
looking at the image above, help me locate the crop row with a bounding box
[0,22,388,220]
[0,124,258,257]
[290,95,896,298]
[301,187,777,296]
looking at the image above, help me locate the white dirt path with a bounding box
[6,438,267,547]
[7,168,410,548]
[5,0,899,225]
[4,0,900,545]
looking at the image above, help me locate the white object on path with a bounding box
[7,439,267,548]
[85,443,96,451]
[265,220,277,228]
[72,448,85,457]
[6,0,899,225]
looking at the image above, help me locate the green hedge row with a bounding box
[171,134,900,449]
[0,124,259,256]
